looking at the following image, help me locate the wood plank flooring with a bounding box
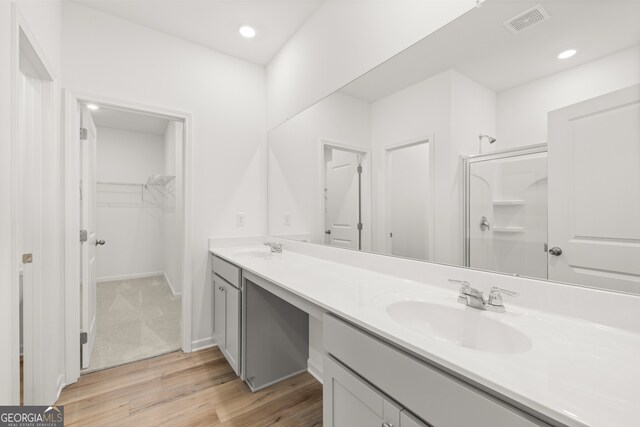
[56,348,323,426]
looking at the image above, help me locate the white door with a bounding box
[80,107,98,369]
[388,143,429,259]
[548,84,640,293]
[18,72,43,404]
[325,148,362,249]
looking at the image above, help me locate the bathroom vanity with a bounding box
[212,253,310,390]
[210,243,640,427]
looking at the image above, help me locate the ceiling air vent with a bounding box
[503,5,550,34]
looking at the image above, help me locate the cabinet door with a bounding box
[223,282,241,375]
[324,356,401,427]
[213,277,226,352]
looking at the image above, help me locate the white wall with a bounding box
[370,69,495,265]
[95,126,165,281]
[62,2,266,349]
[266,0,475,129]
[497,45,640,148]
[268,92,371,244]
[1,1,63,405]
[97,126,164,182]
[370,70,451,259]
[163,121,182,294]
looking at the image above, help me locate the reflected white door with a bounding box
[548,84,640,293]
[80,107,98,369]
[325,148,361,249]
[388,142,429,259]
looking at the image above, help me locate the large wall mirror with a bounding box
[267,0,640,294]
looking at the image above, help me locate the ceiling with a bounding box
[340,0,640,102]
[90,106,170,135]
[75,0,324,65]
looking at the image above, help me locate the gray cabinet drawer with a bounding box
[324,314,549,427]
[212,255,240,288]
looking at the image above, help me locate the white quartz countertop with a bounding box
[210,245,640,427]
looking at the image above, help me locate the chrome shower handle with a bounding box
[479,216,490,231]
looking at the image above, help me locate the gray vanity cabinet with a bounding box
[324,314,549,427]
[324,356,428,427]
[212,255,241,376]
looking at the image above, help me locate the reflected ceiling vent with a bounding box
[503,5,550,34]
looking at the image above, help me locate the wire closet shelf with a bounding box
[96,175,175,209]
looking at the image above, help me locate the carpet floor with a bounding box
[84,275,182,373]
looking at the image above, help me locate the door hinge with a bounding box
[22,253,33,264]
[80,127,88,140]
[80,332,88,345]
[357,222,363,231]
[390,232,393,238]
[357,164,363,174]
[80,230,88,243]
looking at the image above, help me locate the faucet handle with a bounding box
[449,279,471,304]
[448,279,470,288]
[489,287,519,297]
[487,287,519,311]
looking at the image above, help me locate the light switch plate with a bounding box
[283,212,291,226]
[236,212,246,227]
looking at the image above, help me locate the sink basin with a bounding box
[230,248,273,258]
[386,301,532,354]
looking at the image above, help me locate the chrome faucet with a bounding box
[264,242,283,253]
[448,279,518,312]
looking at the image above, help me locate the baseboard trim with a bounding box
[191,336,216,352]
[97,271,164,283]
[307,358,323,384]
[163,272,182,297]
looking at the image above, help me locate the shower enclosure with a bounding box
[463,145,548,280]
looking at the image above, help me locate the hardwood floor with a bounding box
[56,348,323,426]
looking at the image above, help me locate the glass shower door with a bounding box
[468,151,548,280]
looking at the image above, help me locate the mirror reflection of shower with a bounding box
[478,134,496,154]
[465,145,548,280]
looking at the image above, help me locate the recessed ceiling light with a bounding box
[558,49,577,59]
[239,25,256,39]
[86,104,100,110]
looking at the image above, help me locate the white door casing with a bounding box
[548,84,640,293]
[80,106,97,369]
[64,92,193,386]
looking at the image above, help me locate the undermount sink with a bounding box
[230,248,273,258]
[386,301,532,354]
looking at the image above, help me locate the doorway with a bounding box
[385,139,432,260]
[64,94,192,383]
[76,105,184,372]
[321,142,370,251]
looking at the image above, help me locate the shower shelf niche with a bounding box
[493,200,524,206]
[492,226,525,233]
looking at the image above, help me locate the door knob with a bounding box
[325,230,331,235]
[95,239,106,246]
[549,247,562,256]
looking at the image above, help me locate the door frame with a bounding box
[319,139,372,251]
[461,143,547,267]
[9,5,60,405]
[383,135,435,258]
[63,91,193,384]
